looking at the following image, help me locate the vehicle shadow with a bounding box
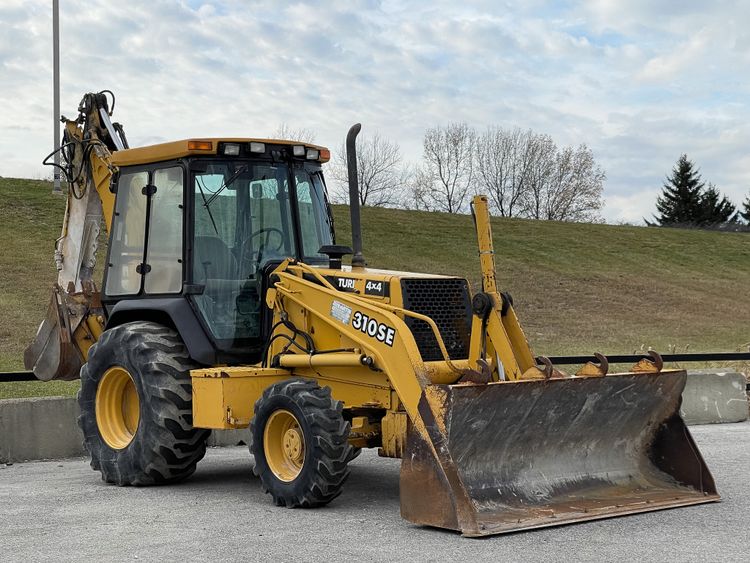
[186,448,402,508]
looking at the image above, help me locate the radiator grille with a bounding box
[400,278,472,362]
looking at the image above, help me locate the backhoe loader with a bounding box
[26,91,718,536]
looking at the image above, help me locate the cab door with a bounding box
[104,165,184,298]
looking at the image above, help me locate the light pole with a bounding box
[52,0,61,193]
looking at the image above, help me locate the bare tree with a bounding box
[521,133,556,220]
[521,142,605,222]
[329,132,408,207]
[272,123,317,144]
[409,165,437,212]
[419,123,476,213]
[475,127,537,217]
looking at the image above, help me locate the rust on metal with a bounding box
[457,359,493,384]
[520,355,567,380]
[575,352,609,377]
[399,370,719,536]
[631,351,664,373]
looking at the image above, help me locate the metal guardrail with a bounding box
[548,353,750,393]
[548,352,750,365]
[1,352,748,383]
[0,371,38,382]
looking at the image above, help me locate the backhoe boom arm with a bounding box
[25,92,123,380]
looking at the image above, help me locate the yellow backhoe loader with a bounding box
[26,91,718,536]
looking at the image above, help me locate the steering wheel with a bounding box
[239,227,285,274]
[243,227,284,254]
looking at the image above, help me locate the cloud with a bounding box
[638,29,711,82]
[605,191,662,224]
[1,1,748,223]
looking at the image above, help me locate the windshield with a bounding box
[190,159,332,347]
[194,161,296,278]
[294,167,334,262]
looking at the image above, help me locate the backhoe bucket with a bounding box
[23,288,86,381]
[400,370,718,537]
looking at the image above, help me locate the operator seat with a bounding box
[194,236,238,282]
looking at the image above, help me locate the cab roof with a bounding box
[110,138,330,167]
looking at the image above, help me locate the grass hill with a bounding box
[339,203,750,355]
[1,177,748,397]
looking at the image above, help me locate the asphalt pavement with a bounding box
[2,422,749,562]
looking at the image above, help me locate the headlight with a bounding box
[223,143,240,156]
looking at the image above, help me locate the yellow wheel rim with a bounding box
[95,366,140,450]
[263,409,305,482]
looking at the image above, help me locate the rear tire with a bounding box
[250,379,354,507]
[77,321,210,485]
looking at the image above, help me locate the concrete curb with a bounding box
[208,428,251,448]
[0,397,82,463]
[1,370,747,463]
[0,397,251,463]
[681,370,748,425]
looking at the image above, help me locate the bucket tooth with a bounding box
[575,352,609,377]
[458,359,493,384]
[520,355,566,380]
[631,350,664,373]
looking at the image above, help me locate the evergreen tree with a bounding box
[742,193,750,224]
[698,183,738,226]
[652,155,705,226]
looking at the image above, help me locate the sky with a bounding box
[1,0,749,223]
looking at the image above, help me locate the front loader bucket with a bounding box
[400,370,718,537]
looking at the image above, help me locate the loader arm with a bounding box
[25,92,124,380]
[268,261,445,428]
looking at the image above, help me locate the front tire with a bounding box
[250,379,355,507]
[77,321,210,485]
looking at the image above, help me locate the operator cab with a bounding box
[104,138,335,362]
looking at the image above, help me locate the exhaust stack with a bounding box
[346,123,366,268]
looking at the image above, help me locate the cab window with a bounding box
[145,166,183,293]
[295,169,333,261]
[106,166,185,296]
[105,171,148,296]
[191,161,296,344]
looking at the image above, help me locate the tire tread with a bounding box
[250,378,355,507]
[77,321,210,486]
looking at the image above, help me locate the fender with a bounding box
[106,297,215,365]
